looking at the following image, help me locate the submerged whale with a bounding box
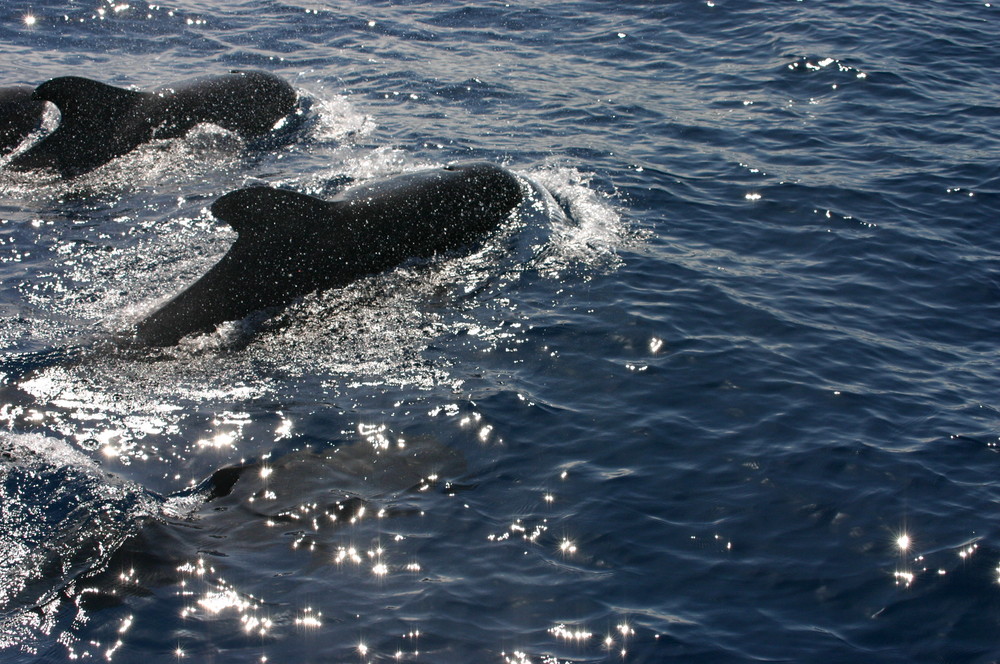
[6,70,297,178]
[0,85,46,155]
[133,162,525,346]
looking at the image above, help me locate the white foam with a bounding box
[522,163,630,276]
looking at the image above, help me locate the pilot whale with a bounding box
[0,85,46,155]
[133,162,524,346]
[6,70,297,178]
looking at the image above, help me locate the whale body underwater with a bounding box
[133,162,526,346]
[2,70,297,177]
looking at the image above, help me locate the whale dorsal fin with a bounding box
[210,186,336,237]
[34,76,147,131]
[6,77,150,176]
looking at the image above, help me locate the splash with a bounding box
[523,163,630,276]
[0,434,157,652]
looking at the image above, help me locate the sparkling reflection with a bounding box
[295,607,322,628]
[893,570,915,587]
[176,560,272,638]
[503,615,640,663]
[549,623,592,641]
[558,538,577,555]
[958,543,977,559]
[275,414,294,439]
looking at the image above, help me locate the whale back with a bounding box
[160,70,298,138]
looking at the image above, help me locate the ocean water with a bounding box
[0,0,998,662]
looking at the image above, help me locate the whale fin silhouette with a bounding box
[33,76,147,132]
[0,85,46,154]
[8,77,150,176]
[210,186,338,237]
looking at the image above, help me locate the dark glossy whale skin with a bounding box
[0,85,46,155]
[133,162,525,346]
[6,70,297,178]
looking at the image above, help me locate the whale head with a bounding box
[328,161,525,248]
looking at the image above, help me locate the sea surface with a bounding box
[0,1,998,662]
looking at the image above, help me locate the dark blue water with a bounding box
[1,1,998,662]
